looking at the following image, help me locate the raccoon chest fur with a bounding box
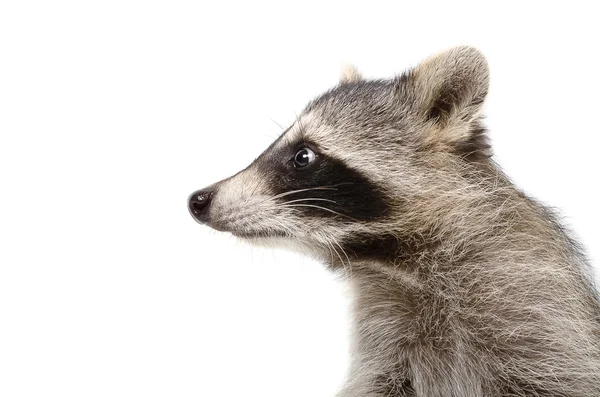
[346,256,598,397]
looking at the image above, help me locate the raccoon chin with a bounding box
[236,234,318,257]
[230,229,290,239]
[223,223,295,238]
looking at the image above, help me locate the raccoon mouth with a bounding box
[205,209,293,239]
[206,218,288,239]
[229,229,291,239]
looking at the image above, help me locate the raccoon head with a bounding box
[189,46,490,268]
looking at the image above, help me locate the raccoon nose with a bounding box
[188,190,213,223]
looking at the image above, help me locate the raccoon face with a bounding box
[189,46,490,267]
[187,112,393,260]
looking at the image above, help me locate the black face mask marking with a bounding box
[255,143,390,223]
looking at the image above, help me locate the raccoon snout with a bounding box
[188,189,213,224]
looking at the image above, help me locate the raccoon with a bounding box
[188,47,600,397]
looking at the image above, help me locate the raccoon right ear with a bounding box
[397,46,491,159]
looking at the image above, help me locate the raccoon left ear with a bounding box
[340,64,363,84]
[399,46,491,160]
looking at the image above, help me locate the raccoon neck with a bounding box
[342,188,599,396]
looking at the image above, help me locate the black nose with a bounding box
[188,190,213,223]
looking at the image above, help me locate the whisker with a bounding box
[270,186,338,201]
[282,204,360,222]
[269,118,286,131]
[318,234,335,266]
[332,237,352,277]
[269,182,355,201]
[321,233,347,274]
[284,198,339,205]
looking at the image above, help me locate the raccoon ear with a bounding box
[399,46,491,160]
[340,64,363,84]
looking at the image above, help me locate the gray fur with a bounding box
[192,46,600,396]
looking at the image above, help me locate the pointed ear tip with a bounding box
[432,46,490,87]
[452,46,489,71]
[429,45,488,67]
[340,63,363,83]
[452,45,485,57]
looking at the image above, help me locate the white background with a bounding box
[1,1,598,396]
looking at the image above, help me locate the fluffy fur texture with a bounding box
[189,46,600,396]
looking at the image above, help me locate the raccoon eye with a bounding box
[293,148,316,168]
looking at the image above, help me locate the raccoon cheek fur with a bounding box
[189,46,600,397]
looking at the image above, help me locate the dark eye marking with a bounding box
[264,148,390,221]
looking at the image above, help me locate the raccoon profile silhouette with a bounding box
[189,47,600,397]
